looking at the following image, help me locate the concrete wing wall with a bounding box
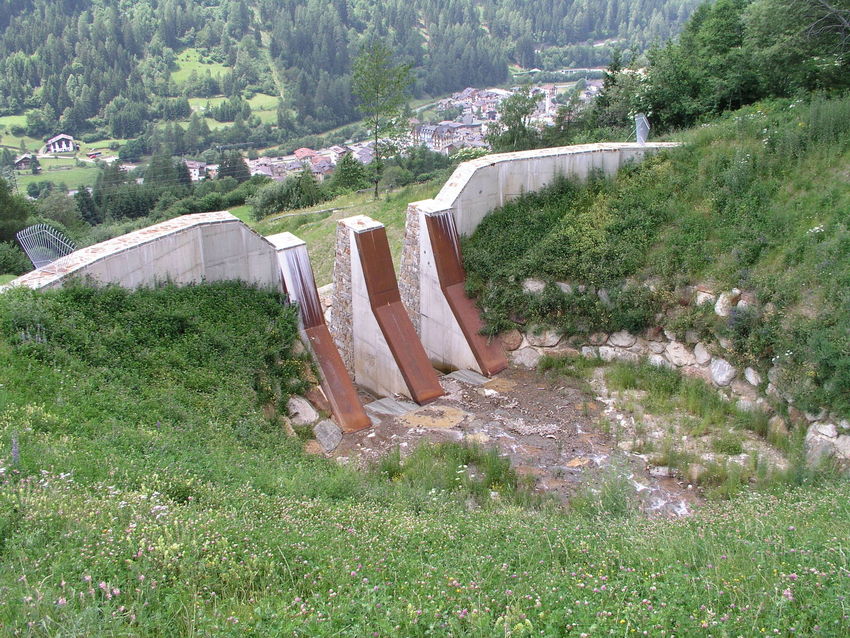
[2,212,281,292]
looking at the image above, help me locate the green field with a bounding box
[0,274,15,285]
[170,48,229,85]
[0,282,848,635]
[254,182,442,285]
[0,114,26,130]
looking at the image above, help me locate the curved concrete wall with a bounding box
[2,212,281,292]
[399,142,679,374]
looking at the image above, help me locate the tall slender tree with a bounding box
[352,41,411,199]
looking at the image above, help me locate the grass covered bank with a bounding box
[0,283,848,635]
[463,94,850,417]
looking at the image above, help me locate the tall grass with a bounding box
[464,94,850,416]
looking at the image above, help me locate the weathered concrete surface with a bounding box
[3,212,280,291]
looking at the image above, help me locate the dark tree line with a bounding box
[0,0,704,144]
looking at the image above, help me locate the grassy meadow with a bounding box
[1,282,849,635]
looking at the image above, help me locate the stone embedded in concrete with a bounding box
[498,329,524,351]
[288,396,319,426]
[649,354,673,369]
[526,329,562,347]
[693,342,711,366]
[608,330,637,348]
[710,358,737,387]
[511,347,542,368]
[581,346,598,358]
[542,344,581,358]
[745,367,762,386]
[648,341,666,354]
[365,397,419,417]
[313,419,343,452]
[815,423,838,438]
[599,346,639,363]
[665,341,695,367]
[588,332,608,346]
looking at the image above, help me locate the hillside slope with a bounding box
[1,282,848,635]
[0,0,702,143]
[464,94,850,417]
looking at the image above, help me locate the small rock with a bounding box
[648,341,666,354]
[768,416,789,438]
[527,329,562,348]
[511,347,542,369]
[649,466,672,478]
[663,329,677,341]
[597,288,612,306]
[714,290,741,317]
[599,346,639,363]
[522,278,546,294]
[736,399,758,412]
[737,291,757,310]
[815,423,838,438]
[684,330,699,344]
[806,409,827,423]
[744,367,762,386]
[665,341,695,367]
[577,284,587,294]
[767,366,782,385]
[695,291,716,306]
[676,285,694,306]
[710,358,737,387]
[581,346,598,359]
[542,344,581,358]
[498,329,524,351]
[608,330,637,348]
[292,339,307,356]
[313,419,343,452]
[288,396,319,426]
[556,282,573,295]
[718,336,734,351]
[694,342,711,366]
[731,380,758,402]
[835,435,850,460]
[588,332,608,346]
[649,354,673,369]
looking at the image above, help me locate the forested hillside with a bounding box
[0,0,701,144]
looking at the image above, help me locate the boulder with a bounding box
[694,342,712,366]
[665,341,695,367]
[522,278,546,294]
[599,347,639,363]
[710,358,737,387]
[685,330,700,344]
[695,290,716,306]
[313,419,343,452]
[527,329,562,348]
[648,341,666,354]
[498,329,524,351]
[768,416,789,438]
[511,347,542,369]
[542,344,581,358]
[744,367,762,386]
[288,396,319,426]
[835,435,850,460]
[608,330,637,348]
[731,378,758,400]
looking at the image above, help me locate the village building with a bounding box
[14,153,35,171]
[183,160,207,182]
[43,134,78,154]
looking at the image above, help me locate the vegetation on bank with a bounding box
[1,282,848,635]
[464,93,850,417]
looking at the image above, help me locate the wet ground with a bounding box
[333,366,700,517]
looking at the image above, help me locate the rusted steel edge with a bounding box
[354,227,444,405]
[425,212,508,376]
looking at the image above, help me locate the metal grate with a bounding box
[16,224,77,269]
